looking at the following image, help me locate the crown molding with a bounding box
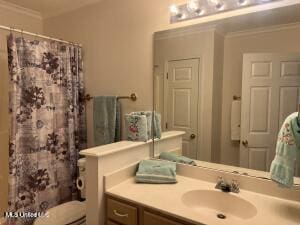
[154,24,221,40]
[226,21,300,38]
[42,0,103,19]
[0,0,42,20]
[42,5,85,19]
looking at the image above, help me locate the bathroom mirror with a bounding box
[153,5,300,182]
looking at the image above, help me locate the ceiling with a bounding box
[2,0,103,18]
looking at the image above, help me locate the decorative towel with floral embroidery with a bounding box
[270,112,300,188]
[125,114,148,142]
[129,111,162,139]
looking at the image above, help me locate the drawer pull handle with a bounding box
[113,210,129,218]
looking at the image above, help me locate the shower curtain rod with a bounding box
[0,24,82,47]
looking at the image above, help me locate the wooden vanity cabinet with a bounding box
[107,221,120,225]
[143,211,184,225]
[106,195,197,225]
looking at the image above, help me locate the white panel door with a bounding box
[165,59,199,159]
[240,53,300,173]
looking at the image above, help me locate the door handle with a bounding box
[242,140,248,147]
[190,134,196,139]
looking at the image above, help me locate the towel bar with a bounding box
[85,93,137,102]
[233,95,241,100]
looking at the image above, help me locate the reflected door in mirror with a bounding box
[165,59,199,159]
[240,53,300,173]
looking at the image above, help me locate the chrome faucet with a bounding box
[215,177,240,193]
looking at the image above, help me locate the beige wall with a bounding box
[0,7,43,216]
[220,25,300,166]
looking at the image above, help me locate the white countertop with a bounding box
[106,175,300,225]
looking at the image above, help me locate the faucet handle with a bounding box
[217,176,224,183]
[230,179,240,193]
[215,176,229,191]
[215,176,222,188]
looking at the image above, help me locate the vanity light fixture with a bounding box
[237,0,248,6]
[170,4,183,18]
[208,0,225,10]
[187,0,203,14]
[170,0,279,23]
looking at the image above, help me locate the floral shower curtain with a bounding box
[7,34,86,225]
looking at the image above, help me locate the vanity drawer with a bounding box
[143,211,184,225]
[107,198,138,225]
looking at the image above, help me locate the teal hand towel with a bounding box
[136,160,177,184]
[270,112,300,188]
[159,152,197,166]
[114,101,121,142]
[93,96,120,146]
[153,112,162,139]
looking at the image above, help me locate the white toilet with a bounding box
[34,158,86,225]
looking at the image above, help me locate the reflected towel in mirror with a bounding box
[270,112,300,188]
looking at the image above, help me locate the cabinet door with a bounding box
[107,221,119,225]
[144,211,184,225]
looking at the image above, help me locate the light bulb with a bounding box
[170,4,180,16]
[208,0,225,10]
[187,0,203,14]
[181,13,187,19]
[237,0,248,5]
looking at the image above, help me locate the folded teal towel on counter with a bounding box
[135,160,177,184]
[270,112,300,188]
[159,152,197,166]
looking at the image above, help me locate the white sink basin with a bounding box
[182,190,257,220]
